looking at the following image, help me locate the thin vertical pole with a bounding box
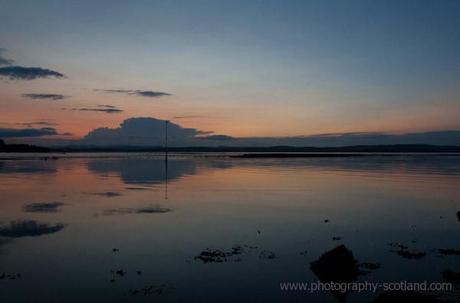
[164,153,168,200]
[164,120,169,200]
[165,120,169,157]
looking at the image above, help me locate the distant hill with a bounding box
[53,144,460,153]
[1,137,460,153]
[0,139,50,152]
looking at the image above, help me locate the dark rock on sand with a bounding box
[194,249,228,263]
[311,245,368,302]
[194,244,266,263]
[259,250,277,260]
[129,283,173,296]
[310,245,361,282]
[442,269,460,282]
[194,245,248,263]
[396,249,426,260]
[438,248,460,256]
[388,243,426,260]
[359,262,381,270]
[115,269,126,277]
[0,273,21,280]
[231,245,243,255]
[388,243,408,250]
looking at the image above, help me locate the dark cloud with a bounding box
[0,48,14,66]
[71,107,123,114]
[0,127,58,138]
[23,202,64,213]
[102,206,172,216]
[22,93,66,100]
[135,90,171,98]
[17,121,58,127]
[0,66,65,80]
[97,104,117,108]
[54,115,460,147]
[82,117,200,145]
[0,220,65,238]
[97,89,171,98]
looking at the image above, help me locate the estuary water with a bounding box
[1,153,460,302]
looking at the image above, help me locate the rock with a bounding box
[194,245,252,263]
[310,245,367,302]
[388,243,408,250]
[194,249,228,263]
[438,248,460,256]
[0,272,21,280]
[388,243,426,260]
[396,249,426,260]
[442,269,460,281]
[359,262,381,270]
[259,250,276,260]
[310,245,361,282]
[115,269,126,276]
[231,245,243,255]
[129,283,173,296]
[457,211,460,222]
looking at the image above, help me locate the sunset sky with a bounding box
[1,0,460,144]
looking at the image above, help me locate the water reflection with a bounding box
[228,155,460,176]
[101,206,172,216]
[87,157,196,185]
[0,154,459,303]
[0,220,65,238]
[0,160,56,174]
[23,202,64,213]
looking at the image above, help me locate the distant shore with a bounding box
[1,139,460,154]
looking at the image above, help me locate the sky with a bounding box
[1,0,460,145]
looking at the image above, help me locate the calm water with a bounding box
[1,153,460,302]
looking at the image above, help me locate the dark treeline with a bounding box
[55,144,460,153]
[1,139,460,153]
[0,139,50,152]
